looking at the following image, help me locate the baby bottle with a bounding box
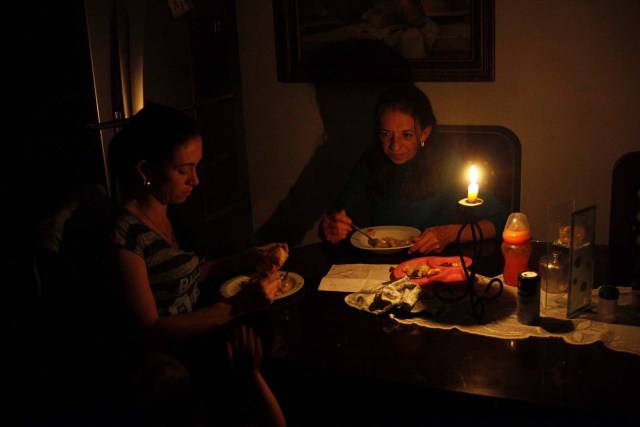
[501,213,532,287]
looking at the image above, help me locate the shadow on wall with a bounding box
[252,40,413,247]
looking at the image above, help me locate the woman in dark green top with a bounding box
[320,85,508,254]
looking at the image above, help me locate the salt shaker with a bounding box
[597,285,619,323]
[539,251,568,294]
[539,251,569,310]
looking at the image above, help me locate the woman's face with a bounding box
[378,108,431,165]
[149,136,203,204]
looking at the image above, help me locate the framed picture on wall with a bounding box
[273,0,494,82]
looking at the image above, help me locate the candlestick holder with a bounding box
[432,198,503,320]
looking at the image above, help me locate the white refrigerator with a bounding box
[84,0,254,252]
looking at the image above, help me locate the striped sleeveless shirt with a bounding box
[111,209,204,316]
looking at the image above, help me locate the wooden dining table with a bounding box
[252,239,639,426]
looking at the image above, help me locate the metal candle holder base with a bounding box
[433,198,503,320]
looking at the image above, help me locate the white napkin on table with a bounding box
[318,264,396,293]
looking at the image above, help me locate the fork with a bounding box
[280,271,289,283]
[351,224,378,247]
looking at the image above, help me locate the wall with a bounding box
[237,0,640,247]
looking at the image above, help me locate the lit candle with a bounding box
[467,165,479,203]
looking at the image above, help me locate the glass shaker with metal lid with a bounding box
[539,251,569,294]
[539,251,569,310]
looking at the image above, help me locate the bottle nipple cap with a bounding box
[502,212,531,244]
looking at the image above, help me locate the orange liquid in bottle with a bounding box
[501,240,533,287]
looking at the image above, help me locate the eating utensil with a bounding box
[280,271,289,283]
[351,224,378,247]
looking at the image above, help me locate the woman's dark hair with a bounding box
[374,84,436,131]
[366,85,444,199]
[108,102,200,200]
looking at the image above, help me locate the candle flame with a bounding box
[470,165,478,185]
[467,165,479,203]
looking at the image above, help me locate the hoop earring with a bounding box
[144,180,151,188]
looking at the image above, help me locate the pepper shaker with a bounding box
[517,271,540,325]
[597,285,619,323]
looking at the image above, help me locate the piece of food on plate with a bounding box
[256,244,289,274]
[370,237,412,248]
[276,277,293,297]
[401,263,441,279]
[246,273,293,298]
[438,261,461,267]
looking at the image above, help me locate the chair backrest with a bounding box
[431,125,522,213]
[32,184,136,400]
[34,184,116,305]
[608,151,640,285]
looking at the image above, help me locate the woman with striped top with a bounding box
[108,102,286,351]
[107,102,288,426]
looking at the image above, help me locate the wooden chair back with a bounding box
[608,151,640,285]
[432,125,522,214]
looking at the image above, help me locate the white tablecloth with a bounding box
[321,264,640,356]
[390,285,640,356]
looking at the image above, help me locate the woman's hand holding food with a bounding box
[255,243,289,273]
[227,242,292,317]
[408,225,458,254]
[320,209,353,244]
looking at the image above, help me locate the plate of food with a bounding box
[350,225,421,254]
[220,243,302,300]
[392,256,472,287]
[220,271,304,300]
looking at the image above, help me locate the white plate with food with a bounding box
[220,271,304,300]
[350,225,421,254]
